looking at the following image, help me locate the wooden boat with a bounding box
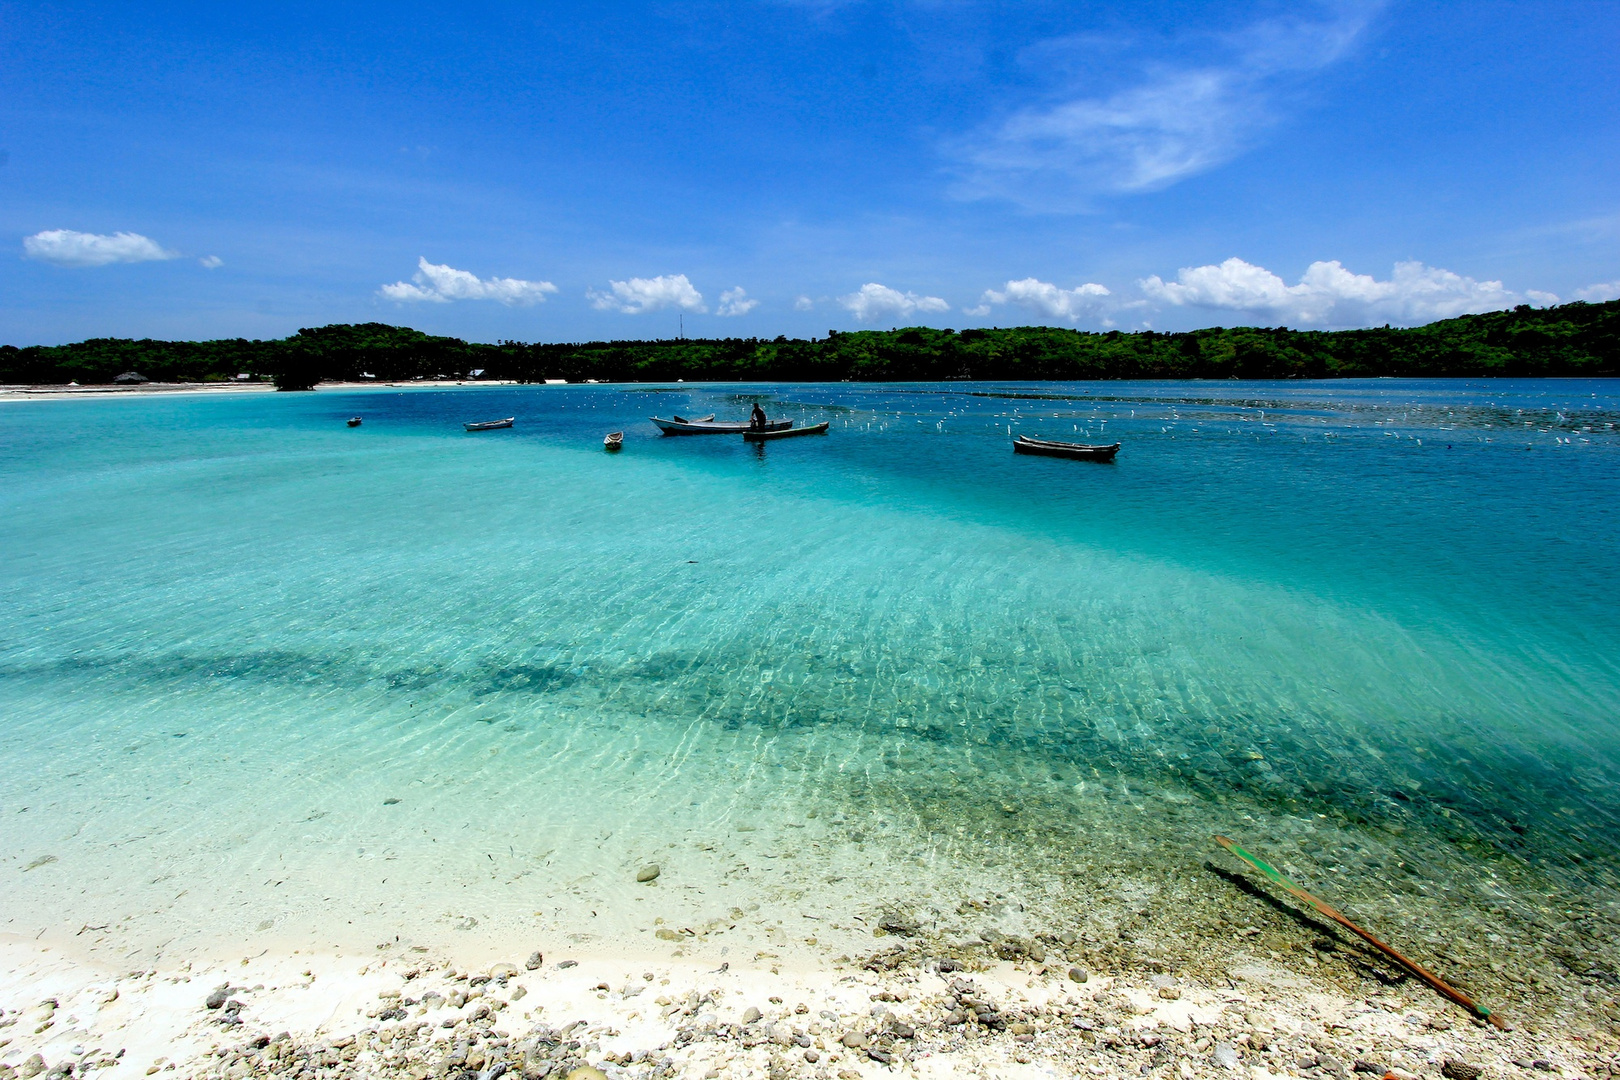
[670,414,715,424]
[347,417,362,427]
[464,417,515,432]
[1012,435,1120,461]
[651,416,792,435]
[743,421,829,442]
[604,431,624,451]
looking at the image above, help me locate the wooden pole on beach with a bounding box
[1213,835,1506,1029]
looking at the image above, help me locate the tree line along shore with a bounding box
[4,299,1617,387]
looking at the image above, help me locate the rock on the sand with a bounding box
[526,951,543,970]
[1068,967,1089,982]
[742,1006,762,1024]
[1214,1043,1242,1070]
[566,1069,609,1080]
[636,864,661,882]
[205,986,229,1010]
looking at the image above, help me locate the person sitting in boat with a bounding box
[749,403,768,430]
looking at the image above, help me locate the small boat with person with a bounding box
[604,431,624,451]
[347,417,362,427]
[651,416,792,435]
[1012,434,1120,461]
[464,417,515,432]
[743,421,829,442]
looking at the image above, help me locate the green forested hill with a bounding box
[4,299,1617,386]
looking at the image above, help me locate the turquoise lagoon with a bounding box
[2,381,1619,984]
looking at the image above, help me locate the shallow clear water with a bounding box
[3,380,1619,968]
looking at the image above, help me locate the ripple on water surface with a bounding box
[1,380,1618,1020]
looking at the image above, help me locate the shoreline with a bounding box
[1,924,1604,1080]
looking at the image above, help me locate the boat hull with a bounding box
[1013,436,1119,461]
[743,421,829,442]
[464,417,515,431]
[604,431,624,451]
[652,417,792,435]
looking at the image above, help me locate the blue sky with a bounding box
[3,0,1618,344]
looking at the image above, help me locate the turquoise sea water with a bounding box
[3,380,1619,972]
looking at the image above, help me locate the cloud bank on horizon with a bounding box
[381,257,1612,330]
[23,235,1610,332]
[1139,258,1542,326]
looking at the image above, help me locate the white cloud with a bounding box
[1524,290,1560,306]
[953,3,1379,207]
[1140,257,1522,326]
[23,229,179,267]
[975,278,1112,321]
[838,283,950,323]
[794,295,814,311]
[1575,282,1620,302]
[199,255,223,269]
[589,274,706,314]
[380,257,556,305]
[716,287,758,316]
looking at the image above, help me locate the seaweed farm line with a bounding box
[2,378,1619,1063]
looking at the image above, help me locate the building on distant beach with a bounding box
[113,371,148,384]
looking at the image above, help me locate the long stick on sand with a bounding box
[1213,835,1506,1029]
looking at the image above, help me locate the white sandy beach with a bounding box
[1,924,1605,1080]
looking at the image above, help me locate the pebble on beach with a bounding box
[526,951,543,969]
[636,864,661,883]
